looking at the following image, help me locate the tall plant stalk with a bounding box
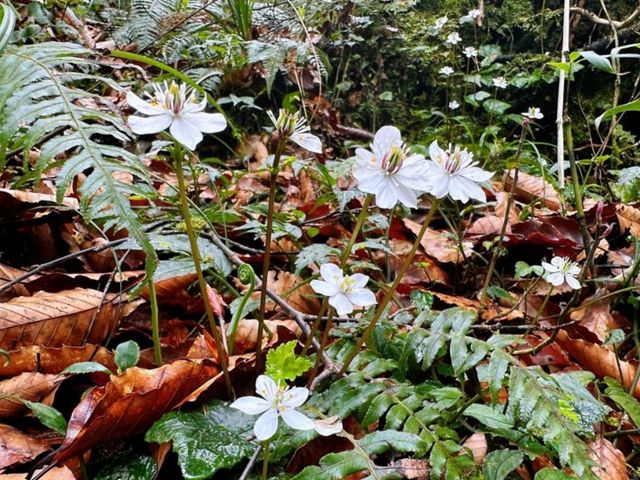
[339,199,440,374]
[555,0,570,188]
[173,147,233,396]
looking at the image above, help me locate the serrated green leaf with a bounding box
[292,451,369,480]
[145,411,254,480]
[265,341,313,384]
[359,430,426,456]
[23,400,67,434]
[463,404,514,430]
[115,341,140,374]
[605,378,640,427]
[483,449,524,480]
[62,361,113,375]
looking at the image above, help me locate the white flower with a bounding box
[267,109,322,153]
[522,107,544,120]
[541,257,581,290]
[434,16,448,30]
[310,263,377,316]
[492,77,508,89]
[314,416,343,436]
[230,375,315,441]
[439,66,455,76]
[127,81,226,150]
[425,141,494,203]
[449,100,460,110]
[468,9,482,18]
[351,126,431,209]
[446,32,462,45]
[463,46,478,58]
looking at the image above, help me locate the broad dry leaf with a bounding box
[0,372,61,418]
[0,345,114,377]
[0,189,79,211]
[503,171,560,211]
[463,432,487,465]
[263,271,320,315]
[0,264,30,301]
[465,215,505,237]
[228,319,300,354]
[556,330,640,398]
[404,220,473,263]
[0,288,123,350]
[494,191,520,225]
[617,204,640,237]
[1,466,75,479]
[390,458,429,479]
[0,423,49,469]
[588,437,628,480]
[55,359,219,461]
[570,298,619,344]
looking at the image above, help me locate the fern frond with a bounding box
[0,42,157,273]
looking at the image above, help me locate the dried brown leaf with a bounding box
[463,432,487,465]
[588,437,628,480]
[264,271,320,315]
[570,298,619,344]
[404,220,473,263]
[503,171,560,211]
[0,345,115,377]
[0,423,49,469]
[0,372,61,418]
[617,204,640,237]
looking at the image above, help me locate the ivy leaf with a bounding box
[483,449,524,480]
[115,341,140,374]
[145,411,254,480]
[62,362,113,375]
[265,341,313,384]
[23,400,67,434]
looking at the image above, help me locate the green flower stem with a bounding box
[256,138,286,367]
[303,194,373,355]
[306,307,335,387]
[147,279,163,365]
[261,441,271,480]
[173,148,233,397]
[228,264,256,354]
[339,199,441,375]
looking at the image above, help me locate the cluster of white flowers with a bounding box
[231,375,342,441]
[542,256,581,290]
[460,8,482,23]
[434,16,448,31]
[127,81,227,150]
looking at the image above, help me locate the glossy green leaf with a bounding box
[145,411,254,480]
[580,50,613,73]
[95,452,158,480]
[115,340,140,374]
[23,400,67,434]
[62,361,113,375]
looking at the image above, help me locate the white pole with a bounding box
[556,0,571,188]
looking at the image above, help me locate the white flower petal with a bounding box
[353,166,385,194]
[350,273,370,289]
[394,183,418,208]
[461,166,494,182]
[551,256,564,268]
[281,387,310,408]
[254,408,279,441]
[565,274,581,290]
[372,126,402,158]
[230,396,272,415]
[355,148,375,163]
[170,117,203,150]
[314,417,343,436]
[291,132,322,153]
[126,91,165,116]
[541,261,557,274]
[255,375,279,401]
[429,141,447,164]
[128,114,173,135]
[446,177,469,203]
[545,271,565,286]
[346,288,377,308]
[455,176,486,203]
[184,112,227,133]
[374,178,399,209]
[310,279,339,297]
[330,293,354,316]
[281,409,315,431]
[320,263,342,284]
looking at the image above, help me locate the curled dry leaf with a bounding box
[503,171,560,211]
[0,288,124,350]
[0,263,31,301]
[556,330,640,398]
[404,219,473,264]
[570,298,620,345]
[494,191,520,226]
[465,215,505,238]
[263,271,320,315]
[0,423,49,469]
[0,372,61,418]
[616,204,640,238]
[205,283,226,319]
[463,432,487,465]
[2,466,75,480]
[228,319,300,354]
[0,345,115,377]
[55,359,219,462]
[588,437,628,480]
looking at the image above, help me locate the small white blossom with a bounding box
[439,66,455,76]
[463,46,478,58]
[492,77,508,89]
[446,32,462,45]
[268,109,322,153]
[434,16,448,31]
[310,263,377,316]
[231,375,315,441]
[352,126,431,209]
[522,107,544,120]
[542,257,581,290]
[127,81,226,150]
[425,141,494,203]
[449,100,460,110]
[460,9,482,23]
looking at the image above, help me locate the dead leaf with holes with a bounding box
[55,359,219,462]
[588,437,628,480]
[0,423,50,470]
[0,288,125,350]
[0,372,61,418]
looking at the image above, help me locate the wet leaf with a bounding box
[23,400,67,434]
[115,340,140,373]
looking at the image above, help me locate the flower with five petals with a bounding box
[310,263,377,316]
[541,256,581,290]
[425,141,493,203]
[127,81,226,150]
[352,126,431,209]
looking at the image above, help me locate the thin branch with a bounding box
[570,5,640,29]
